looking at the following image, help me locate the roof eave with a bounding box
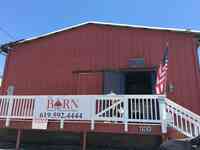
[1,21,200,52]
[16,21,200,45]
[0,39,24,54]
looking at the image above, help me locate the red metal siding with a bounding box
[1,24,200,114]
[76,72,102,94]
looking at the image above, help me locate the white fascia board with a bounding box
[90,21,200,33]
[17,21,200,45]
[17,21,91,44]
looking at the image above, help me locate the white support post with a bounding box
[91,96,95,131]
[6,96,14,127]
[6,85,15,127]
[194,125,199,137]
[60,118,64,129]
[158,96,167,134]
[124,97,128,132]
[91,119,94,131]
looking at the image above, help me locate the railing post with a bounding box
[194,125,199,137]
[124,97,128,132]
[91,96,95,131]
[158,96,167,135]
[6,96,14,127]
[60,118,64,129]
[6,86,15,127]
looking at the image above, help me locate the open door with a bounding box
[103,70,156,95]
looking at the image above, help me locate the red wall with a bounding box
[1,23,200,113]
[76,72,103,94]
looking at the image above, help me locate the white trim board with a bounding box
[14,21,200,45]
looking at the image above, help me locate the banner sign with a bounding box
[32,96,92,129]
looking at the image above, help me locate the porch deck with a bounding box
[1,94,200,150]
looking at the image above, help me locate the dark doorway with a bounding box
[125,71,156,94]
[103,70,156,95]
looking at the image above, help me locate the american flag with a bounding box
[155,44,169,95]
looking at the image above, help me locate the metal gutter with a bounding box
[0,39,24,53]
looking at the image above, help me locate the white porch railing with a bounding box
[1,94,200,138]
[95,95,161,123]
[0,95,163,131]
[0,96,10,118]
[0,96,35,119]
[165,98,200,138]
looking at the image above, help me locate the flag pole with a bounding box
[164,42,169,97]
[155,41,169,96]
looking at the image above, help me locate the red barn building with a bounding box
[0,22,200,150]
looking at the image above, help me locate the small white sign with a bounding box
[32,117,48,130]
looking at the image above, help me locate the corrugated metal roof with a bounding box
[1,21,200,48]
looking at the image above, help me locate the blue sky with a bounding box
[0,0,200,75]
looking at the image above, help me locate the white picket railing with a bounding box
[94,95,162,132]
[0,96,35,119]
[95,95,124,122]
[0,96,10,118]
[127,95,161,123]
[10,96,35,119]
[0,95,163,130]
[165,98,200,138]
[1,94,200,137]
[95,95,161,123]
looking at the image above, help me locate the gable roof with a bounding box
[1,21,200,53]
